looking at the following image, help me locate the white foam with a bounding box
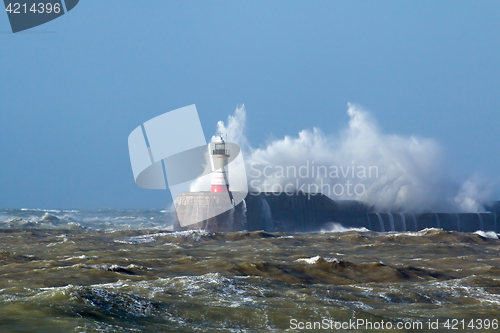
[20,208,62,213]
[474,230,499,239]
[295,255,339,264]
[63,255,88,260]
[320,222,369,233]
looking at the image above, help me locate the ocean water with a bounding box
[0,209,499,332]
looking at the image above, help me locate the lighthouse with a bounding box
[210,133,230,193]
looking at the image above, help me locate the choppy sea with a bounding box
[0,209,499,332]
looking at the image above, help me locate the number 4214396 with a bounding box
[5,3,61,14]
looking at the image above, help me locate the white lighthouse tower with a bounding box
[210,133,230,193]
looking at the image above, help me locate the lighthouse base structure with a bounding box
[173,192,246,232]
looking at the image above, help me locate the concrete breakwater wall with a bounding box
[173,192,500,233]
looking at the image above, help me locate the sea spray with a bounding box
[216,105,493,213]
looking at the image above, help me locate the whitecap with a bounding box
[320,222,369,233]
[474,230,499,239]
[295,255,339,264]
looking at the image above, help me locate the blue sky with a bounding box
[0,1,499,209]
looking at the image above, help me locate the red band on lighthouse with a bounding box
[211,185,229,192]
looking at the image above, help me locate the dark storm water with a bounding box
[0,209,499,332]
